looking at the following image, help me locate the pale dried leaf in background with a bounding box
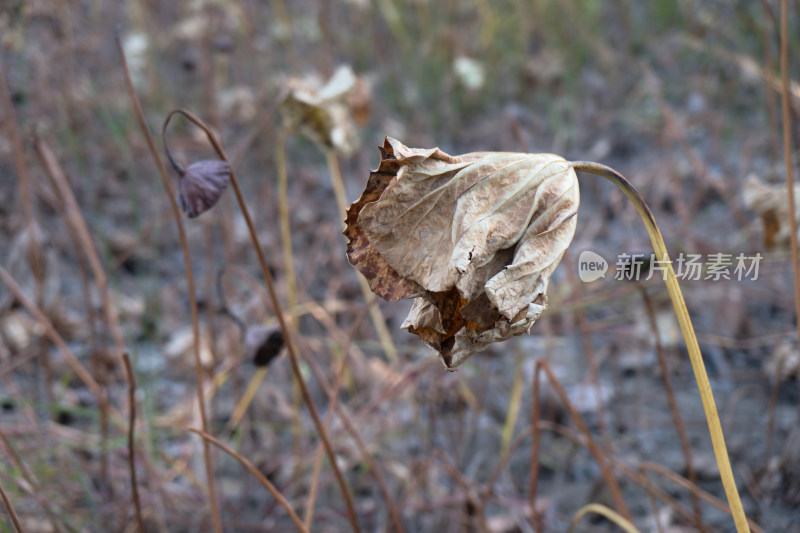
[743,174,800,248]
[346,137,579,368]
[279,65,364,155]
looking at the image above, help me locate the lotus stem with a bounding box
[118,39,222,533]
[275,132,305,482]
[571,161,750,533]
[324,148,399,362]
[170,109,362,533]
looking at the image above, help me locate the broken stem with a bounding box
[571,160,749,533]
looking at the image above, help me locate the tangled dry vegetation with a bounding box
[0,1,799,532]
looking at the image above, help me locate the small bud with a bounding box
[177,160,230,218]
[245,325,284,367]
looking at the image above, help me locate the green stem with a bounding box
[571,161,750,533]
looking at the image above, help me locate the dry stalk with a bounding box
[122,353,144,532]
[303,341,350,529]
[164,108,362,533]
[0,429,66,533]
[33,135,116,490]
[528,359,631,522]
[274,133,305,482]
[0,265,111,409]
[572,161,750,533]
[289,331,405,533]
[779,0,800,421]
[0,474,25,533]
[301,299,371,529]
[324,148,399,363]
[115,35,223,533]
[0,62,54,417]
[188,428,308,533]
[33,137,127,353]
[640,288,702,529]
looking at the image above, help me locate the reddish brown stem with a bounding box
[640,288,702,530]
[163,108,362,533]
[779,0,800,422]
[529,359,632,522]
[115,35,223,533]
[0,474,25,533]
[122,353,145,532]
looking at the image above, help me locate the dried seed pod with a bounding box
[245,325,284,367]
[345,137,579,368]
[177,160,230,218]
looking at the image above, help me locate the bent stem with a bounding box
[188,428,309,533]
[117,36,223,533]
[568,503,639,533]
[167,109,362,533]
[571,161,750,533]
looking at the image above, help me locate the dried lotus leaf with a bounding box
[345,137,579,368]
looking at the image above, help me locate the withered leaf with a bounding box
[742,174,800,248]
[279,66,362,155]
[345,137,579,368]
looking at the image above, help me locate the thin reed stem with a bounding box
[165,109,362,533]
[277,134,297,325]
[276,133,305,483]
[571,161,750,533]
[33,136,127,355]
[324,149,398,362]
[528,359,631,521]
[303,343,348,529]
[639,466,665,533]
[0,474,25,533]
[115,35,223,533]
[779,0,800,421]
[528,354,543,533]
[640,288,702,529]
[188,428,309,533]
[122,353,144,532]
[500,351,524,456]
[0,429,66,533]
[0,62,54,419]
[0,265,107,406]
